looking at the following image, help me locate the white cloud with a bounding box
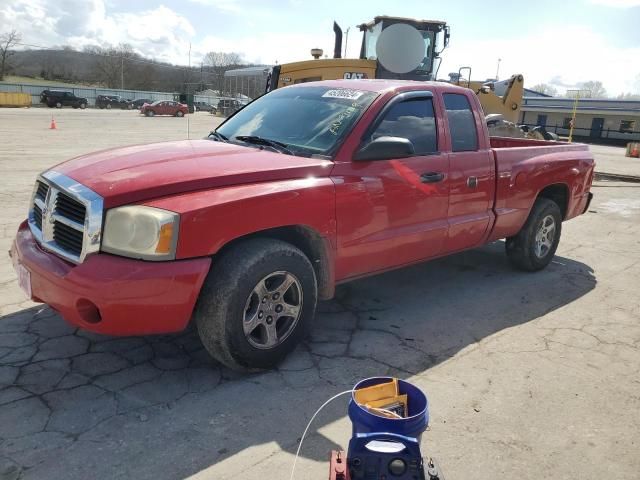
[589,0,640,7]
[439,24,640,95]
[3,1,638,96]
[185,0,243,13]
[1,0,196,64]
[194,21,337,65]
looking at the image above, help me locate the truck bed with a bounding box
[488,136,594,242]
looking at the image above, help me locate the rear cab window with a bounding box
[443,93,478,152]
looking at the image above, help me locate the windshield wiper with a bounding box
[208,131,228,142]
[234,135,294,155]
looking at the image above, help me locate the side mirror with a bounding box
[354,136,415,161]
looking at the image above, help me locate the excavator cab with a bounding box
[358,16,450,81]
[266,16,523,125]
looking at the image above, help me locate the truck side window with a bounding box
[369,98,437,155]
[443,93,478,152]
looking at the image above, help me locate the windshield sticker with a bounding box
[322,89,365,100]
[329,102,360,135]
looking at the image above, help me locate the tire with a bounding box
[145,110,154,117]
[506,198,562,271]
[195,238,318,371]
[80,103,86,109]
[175,110,184,117]
[106,104,112,110]
[99,105,105,109]
[55,102,62,108]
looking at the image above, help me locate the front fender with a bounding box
[143,177,337,259]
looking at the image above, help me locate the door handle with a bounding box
[420,172,445,183]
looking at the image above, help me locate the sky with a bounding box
[1,0,640,95]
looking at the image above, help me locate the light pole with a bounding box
[344,27,350,58]
[495,58,501,81]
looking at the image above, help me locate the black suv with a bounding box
[40,90,88,109]
[194,101,216,113]
[96,95,133,110]
[132,98,153,109]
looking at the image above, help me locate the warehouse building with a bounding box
[519,96,640,143]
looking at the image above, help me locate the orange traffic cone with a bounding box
[632,145,639,158]
[50,117,57,130]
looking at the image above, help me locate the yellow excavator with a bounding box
[266,16,524,124]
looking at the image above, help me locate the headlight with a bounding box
[102,206,179,260]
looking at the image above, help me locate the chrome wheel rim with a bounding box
[243,271,303,350]
[534,214,556,258]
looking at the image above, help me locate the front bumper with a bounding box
[10,221,211,336]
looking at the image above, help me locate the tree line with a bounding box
[1,32,265,98]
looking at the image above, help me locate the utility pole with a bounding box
[187,42,192,94]
[495,58,501,81]
[344,27,350,58]
[121,54,124,90]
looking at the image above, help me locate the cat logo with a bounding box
[343,72,367,80]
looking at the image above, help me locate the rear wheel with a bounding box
[106,103,112,110]
[55,102,62,108]
[195,238,317,371]
[145,110,154,117]
[506,198,562,271]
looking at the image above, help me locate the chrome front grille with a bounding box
[28,171,104,264]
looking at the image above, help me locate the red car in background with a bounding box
[141,100,188,117]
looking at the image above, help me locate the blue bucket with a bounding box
[348,377,429,440]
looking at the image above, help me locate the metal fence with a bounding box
[0,82,222,107]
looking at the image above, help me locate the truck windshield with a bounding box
[215,85,378,157]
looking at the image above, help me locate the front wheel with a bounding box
[145,110,154,117]
[175,110,184,117]
[506,198,562,271]
[55,102,62,108]
[80,103,87,109]
[195,238,317,371]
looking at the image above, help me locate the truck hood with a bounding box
[55,139,334,208]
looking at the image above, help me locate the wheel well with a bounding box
[537,184,569,219]
[215,226,335,300]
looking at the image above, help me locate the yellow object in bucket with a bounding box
[353,378,408,419]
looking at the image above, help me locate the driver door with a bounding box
[332,92,450,281]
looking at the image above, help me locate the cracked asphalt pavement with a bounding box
[1,109,639,480]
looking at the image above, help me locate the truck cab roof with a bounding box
[285,78,471,95]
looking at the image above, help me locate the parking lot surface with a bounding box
[1,108,639,480]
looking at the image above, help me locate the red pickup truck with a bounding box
[10,80,594,370]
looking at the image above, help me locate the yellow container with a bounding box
[0,92,31,107]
